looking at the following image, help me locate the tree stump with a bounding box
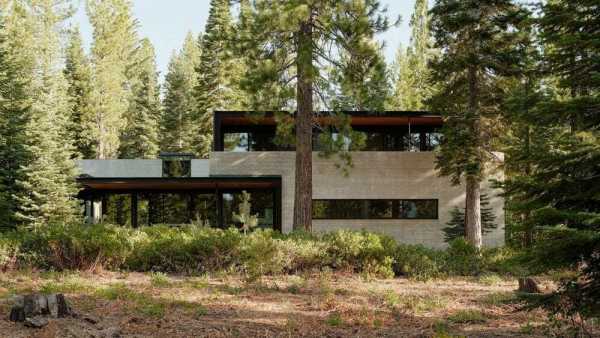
[9,293,71,323]
[518,277,542,293]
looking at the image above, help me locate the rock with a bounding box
[9,293,71,322]
[518,277,542,293]
[24,316,49,328]
[55,294,71,317]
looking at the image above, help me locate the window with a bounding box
[222,190,275,229]
[224,133,250,152]
[312,199,438,220]
[162,159,191,178]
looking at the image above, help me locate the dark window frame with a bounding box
[312,199,438,220]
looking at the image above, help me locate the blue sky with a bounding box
[72,0,416,79]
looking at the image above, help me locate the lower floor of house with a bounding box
[79,177,282,231]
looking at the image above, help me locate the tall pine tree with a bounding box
[119,38,160,159]
[161,32,201,154]
[64,26,94,159]
[0,3,33,229]
[390,0,435,110]
[13,0,79,227]
[429,0,526,248]
[86,0,139,159]
[194,0,237,158]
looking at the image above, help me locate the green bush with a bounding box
[393,244,444,281]
[444,238,483,276]
[0,232,22,271]
[3,223,536,281]
[323,230,396,277]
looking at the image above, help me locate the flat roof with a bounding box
[78,176,282,193]
[214,111,443,127]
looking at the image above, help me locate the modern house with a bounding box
[78,111,505,248]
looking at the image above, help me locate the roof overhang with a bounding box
[78,176,281,194]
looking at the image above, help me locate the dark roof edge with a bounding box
[214,110,441,117]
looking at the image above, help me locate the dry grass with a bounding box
[0,271,554,337]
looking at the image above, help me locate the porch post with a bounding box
[131,193,138,228]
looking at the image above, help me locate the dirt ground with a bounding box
[0,270,559,337]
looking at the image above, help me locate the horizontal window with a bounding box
[312,199,438,220]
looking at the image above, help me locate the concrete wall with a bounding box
[78,159,211,178]
[210,151,505,248]
[78,160,162,178]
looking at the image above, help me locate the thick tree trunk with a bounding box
[465,64,482,249]
[293,20,313,231]
[465,176,482,249]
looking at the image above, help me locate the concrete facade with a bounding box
[210,151,505,248]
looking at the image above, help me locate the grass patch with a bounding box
[448,310,488,324]
[149,272,172,288]
[39,278,91,294]
[478,273,503,286]
[95,283,139,301]
[480,291,519,306]
[325,312,343,327]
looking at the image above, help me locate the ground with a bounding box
[0,270,553,337]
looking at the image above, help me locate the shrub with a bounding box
[444,238,483,276]
[323,230,396,277]
[0,232,22,271]
[22,223,136,271]
[393,244,444,281]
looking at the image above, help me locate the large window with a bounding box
[222,190,275,229]
[313,199,438,220]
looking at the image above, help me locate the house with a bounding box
[78,111,505,248]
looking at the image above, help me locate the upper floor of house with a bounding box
[213,111,443,153]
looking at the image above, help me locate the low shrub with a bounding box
[0,232,22,271]
[393,244,444,281]
[4,223,535,281]
[444,238,483,276]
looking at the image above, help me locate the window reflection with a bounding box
[222,190,274,229]
[313,199,438,220]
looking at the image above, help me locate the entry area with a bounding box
[78,177,282,231]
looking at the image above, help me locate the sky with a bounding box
[71,0,416,79]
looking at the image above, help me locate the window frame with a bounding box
[312,199,438,220]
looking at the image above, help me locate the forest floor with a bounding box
[0,270,558,337]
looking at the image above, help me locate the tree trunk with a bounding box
[465,64,482,249]
[293,20,313,231]
[465,176,482,249]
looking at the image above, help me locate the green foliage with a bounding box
[119,38,161,159]
[389,0,436,110]
[444,238,484,276]
[86,0,140,159]
[447,310,488,324]
[64,27,95,159]
[160,32,201,154]
[393,244,444,281]
[443,194,498,243]
[11,0,80,227]
[232,191,259,234]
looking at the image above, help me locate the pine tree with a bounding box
[240,0,394,231]
[443,194,497,243]
[161,32,201,154]
[389,0,435,110]
[86,0,139,159]
[0,4,32,229]
[13,0,79,227]
[119,38,160,159]
[64,26,94,159]
[194,0,236,158]
[429,0,526,249]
